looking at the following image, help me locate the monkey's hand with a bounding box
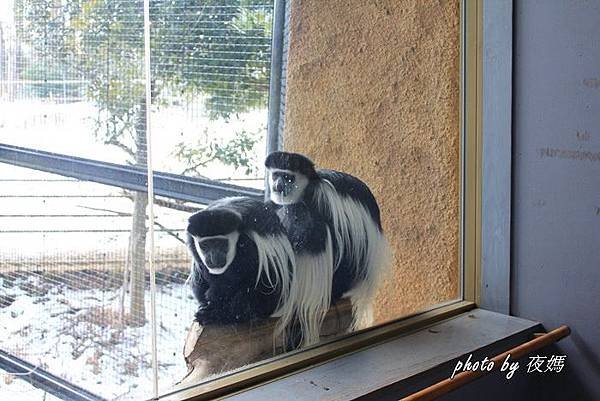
[193,301,222,325]
[193,291,264,325]
[190,266,210,306]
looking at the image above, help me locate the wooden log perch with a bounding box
[173,298,353,391]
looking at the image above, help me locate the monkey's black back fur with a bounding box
[187,198,288,325]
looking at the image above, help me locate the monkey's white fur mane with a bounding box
[249,231,296,322]
[274,228,335,347]
[273,179,392,347]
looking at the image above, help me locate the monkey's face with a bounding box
[268,168,309,205]
[187,207,243,274]
[192,231,240,275]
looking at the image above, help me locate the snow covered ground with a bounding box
[0,278,197,400]
[0,370,62,401]
[0,67,269,399]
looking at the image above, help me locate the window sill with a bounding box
[220,309,540,401]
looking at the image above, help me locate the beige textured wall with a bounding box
[283,0,460,322]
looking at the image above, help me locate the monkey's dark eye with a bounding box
[197,241,210,252]
[198,238,228,253]
[272,171,295,184]
[282,173,295,184]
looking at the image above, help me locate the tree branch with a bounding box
[105,137,135,158]
[77,204,186,245]
[153,220,186,245]
[76,204,130,216]
[153,198,201,213]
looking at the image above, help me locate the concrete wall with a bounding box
[280,0,600,398]
[510,0,600,398]
[282,0,461,323]
[445,1,600,399]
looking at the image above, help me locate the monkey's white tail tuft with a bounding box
[314,179,393,330]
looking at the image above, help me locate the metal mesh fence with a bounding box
[0,164,198,400]
[0,0,273,399]
[0,0,270,184]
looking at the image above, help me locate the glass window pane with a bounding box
[147,1,273,188]
[0,0,271,189]
[0,0,144,167]
[1,0,463,399]
[160,0,462,397]
[0,164,156,400]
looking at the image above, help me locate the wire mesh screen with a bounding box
[0,0,271,186]
[147,1,272,185]
[0,163,196,400]
[1,0,274,399]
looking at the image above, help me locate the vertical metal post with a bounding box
[266,0,286,155]
[142,0,159,398]
[265,0,286,199]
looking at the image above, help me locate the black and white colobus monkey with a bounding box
[186,197,295,326]
[265,151,391,346]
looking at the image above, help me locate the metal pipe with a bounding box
[0,143,263,204]
[266,0,286,155]
[0,350,106,401]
